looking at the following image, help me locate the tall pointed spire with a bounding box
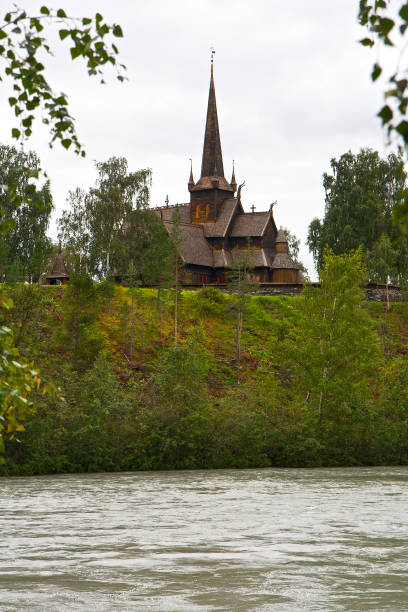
[190,51,234,223]
[200,54,224,179]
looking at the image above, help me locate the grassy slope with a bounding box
[10,284,408,399]
[2,284,408,474]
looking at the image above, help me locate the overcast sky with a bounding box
[0,0,396,278]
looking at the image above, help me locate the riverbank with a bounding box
[2,277,408,475]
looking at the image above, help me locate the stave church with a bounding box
[155,59,303,287]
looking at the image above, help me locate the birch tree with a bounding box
[282,250,381,422]
[87,157,151,278]
[227,247,257,385]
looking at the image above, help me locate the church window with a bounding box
[205,203,210,217]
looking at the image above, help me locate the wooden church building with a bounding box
[156,60,303,286]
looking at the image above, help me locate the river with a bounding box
[1,467,408,611]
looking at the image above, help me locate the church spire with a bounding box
[200,54,224,179]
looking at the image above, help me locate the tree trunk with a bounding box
[130,290,134,360]
[106,249,110,276]
[157,286,163,342]
[174,263,178,348]
[236,309,243,385]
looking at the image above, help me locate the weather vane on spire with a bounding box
[211,46,215,65]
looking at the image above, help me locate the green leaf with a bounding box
[378,105,393,125]
[360,37,374,47]
[59,29,69,40]
[70,46,82,60]
[82,17,92,25]
[396,120,408,139]
[399,4,408,22]
[0,30,6,40]
[57,8,67,18]
[112,24,123,37]
[40,6,50,15]
[371,63,382,81]
[11,128,20,139]
[61,138,72,149]
[8,97,17,106]
[379,17,394,37]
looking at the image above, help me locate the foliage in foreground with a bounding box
[2,252,408,474]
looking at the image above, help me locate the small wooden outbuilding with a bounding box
[45,251,70,285]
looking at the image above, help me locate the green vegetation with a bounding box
[0,4,127,457]
[0,5,125,157]
[359,1,408,155]
[307,148,408,280]
[2,250,408,475]
[0,144,53,283]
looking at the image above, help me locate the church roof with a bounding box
[156,203,190,223]
[191,175,233,192]
[275,228,288,243]
[46,252,69,279]
[231,248,271,268]
[163,221,214,267]
[229,212,271,237]
[270,252,298,270]
[213,249,231,267]
[203,198,241,237]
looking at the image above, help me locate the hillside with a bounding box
[2,279,408,475]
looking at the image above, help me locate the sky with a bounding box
[0,0,397,278]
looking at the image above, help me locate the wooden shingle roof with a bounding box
[156,203,190,223]
[164,221,214,267]
[46,253,69,279]
[213,249,231,267]
[203,198,240,238]
[231,248,271,268]
[229,212,270,237]
[275,228,288,243]
[271,252,298,270]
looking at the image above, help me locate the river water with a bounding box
[1,467,408,611]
